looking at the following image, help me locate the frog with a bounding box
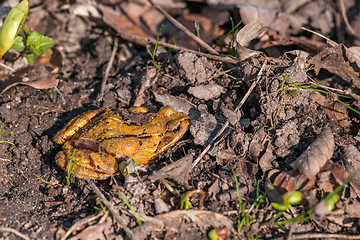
[53,106,190,180]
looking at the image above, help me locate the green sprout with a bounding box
[233,170,272,233]
[0,0,54,66]
[35,174,63,188]
[12,26,54,65]
[94,199,109,215]
[0,0,28,60]
[271,191,303,211]
[275,173,355,228]
[142,25,163,69]
[208,227,228,240]
[269,74,360,122]
[325,193,340,212]
[180,189,205,210]
[66,148,78,186]
[0,122,14,146]
[213,18,242,55]
[115,192,142,225]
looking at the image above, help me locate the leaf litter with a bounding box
[1,0,360,239]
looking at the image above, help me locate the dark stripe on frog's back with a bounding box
[96,134,153,142]
[73,109,123,139]
[94,127,173,142]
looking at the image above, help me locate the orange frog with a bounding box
[53,106,190,180]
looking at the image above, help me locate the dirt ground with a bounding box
[1,0,360,239]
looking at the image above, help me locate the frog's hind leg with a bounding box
[56,146,119,180]
[53,109,103,145]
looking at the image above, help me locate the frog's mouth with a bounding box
[156,119,190,153]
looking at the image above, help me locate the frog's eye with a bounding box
[171,125,181,135]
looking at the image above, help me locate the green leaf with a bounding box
[180,195,192,209]
[283,191,303,205]
[25,52,36,65]
[271,191,303,211]
[26,31,43,55]
[325,194,340,212]
[0,0,28,59]
[271,202,290,211]
[40,36,54,51]
[22,25,32,35]
[11,36,25,52]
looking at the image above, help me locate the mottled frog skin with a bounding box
[53,106,190,180]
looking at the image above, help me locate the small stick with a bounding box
[301,27,337,47]
[147,0,219,55]
[61,212,103,240]
[97,39,118,103]
[116,31,237,64]
[338,0,360,40]
[192,59,268,169]
[290,232,360,240]
[0,62,15,72]
[86,179,134,239]
[0,227,30,240]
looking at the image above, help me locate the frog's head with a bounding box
[153,106,190,156]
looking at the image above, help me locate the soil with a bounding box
[1,0,360,239]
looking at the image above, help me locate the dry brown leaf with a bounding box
[70,221,111,240]
[248,127,267,161]
[322,161,349,184]
[272,170,315,193]
[236,19,266,47]
[188,83,224,100]
[259,143,276,172]
[153,92,200,120]
[309,44,360,89]
[149,153,194,188]
[326,209,353,227]
[238,5,277,27]
[132,210,235,239]
[98,2,164,38]
[168,6,228,50]
[290,126,334,179]
[345,201,360,218]
[323,101,351,127]
[0,65,59,95]
[343,144,360,197]
[235,20,266,61]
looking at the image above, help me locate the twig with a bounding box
[147,0,218,55]
[86,179,134,239]
[116,31,237,64]
[301,27,337,47]
[0,227,30,240]
[290,232,360,239]
[97,39,118,103]
[0,62,15,72]
[61,212,103,240]
[338,0,360,40]
[192,59,268,169]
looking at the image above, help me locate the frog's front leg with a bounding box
[53,109,102,145]
[55,141,119,180]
